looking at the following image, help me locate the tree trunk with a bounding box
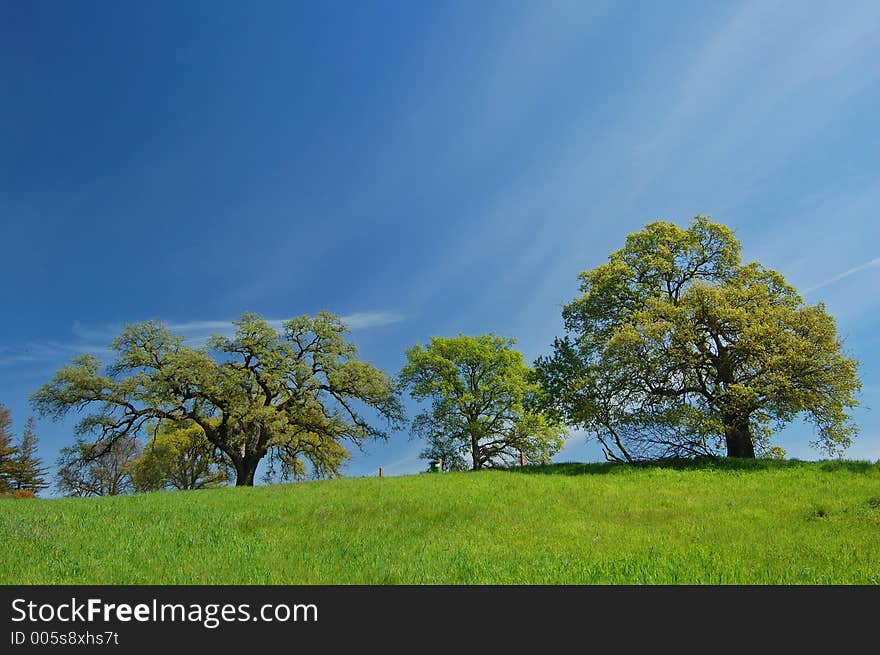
[471,434,481,471]
[723,413,755,458]
[234,458,259,486]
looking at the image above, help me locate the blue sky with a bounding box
[2,0,879,487]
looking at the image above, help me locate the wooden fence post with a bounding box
[439,458,443,472]
[379,467,384,478]
[520,451,526,467]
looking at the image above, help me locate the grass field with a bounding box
[2,458,879,584]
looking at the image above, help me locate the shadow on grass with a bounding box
[498,457,880,477]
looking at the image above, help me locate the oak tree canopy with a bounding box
[535,217,861,461]
[32,312,404,486]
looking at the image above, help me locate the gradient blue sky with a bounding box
[2,0,879,487]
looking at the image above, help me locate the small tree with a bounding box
[131,421,228,491]
[419,433,469,472]
[0,404,17,493]
[399,334,566,470]
[55,435,141,497]
[9,417,49,494]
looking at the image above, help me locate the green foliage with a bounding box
[0,404,18,493]
[31,312,404,486]
[419,433,469,472]
[536,216,861,461]
[8,417,49,494]
[399,334,566,470]
[130,421,228,491]
[0,408,47,494]
[2,460,878,583]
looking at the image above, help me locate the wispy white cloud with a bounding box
[803,257,880,294]
[746,174,880,325]
[168,311,404,339]
[403,0,880,346]
[74,311,403,340]
[4,311,404,367]
[334,311,405,330]
[0,341,112,368]
[630,0,880,197]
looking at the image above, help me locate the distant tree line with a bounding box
[54,421,228,497]
[0,404,49,496]
[19,217,861,496]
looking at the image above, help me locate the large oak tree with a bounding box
[535,217,861,461]
[32,312,404,486]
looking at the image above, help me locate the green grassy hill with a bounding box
[2,459,879,584]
